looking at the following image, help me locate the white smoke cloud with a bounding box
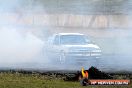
[0,0,132,71]
[0,28,44,64]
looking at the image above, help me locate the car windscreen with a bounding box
[60,35,90,45]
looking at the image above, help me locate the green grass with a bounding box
[0,72,131,88]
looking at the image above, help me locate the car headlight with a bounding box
[91,53,101,56]
[92,50,101,53]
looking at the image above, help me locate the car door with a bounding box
[46,35,63,62]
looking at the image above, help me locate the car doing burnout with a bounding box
[45,33,101,65]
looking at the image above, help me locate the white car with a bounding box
[45,33,101,65]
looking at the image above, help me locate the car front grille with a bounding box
[67,52,101,57]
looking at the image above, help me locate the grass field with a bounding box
[0,72,131,88]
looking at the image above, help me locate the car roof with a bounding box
[57,33,84,36]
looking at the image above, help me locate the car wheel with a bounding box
[59,51,66,64]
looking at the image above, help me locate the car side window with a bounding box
[53,35,59,45]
